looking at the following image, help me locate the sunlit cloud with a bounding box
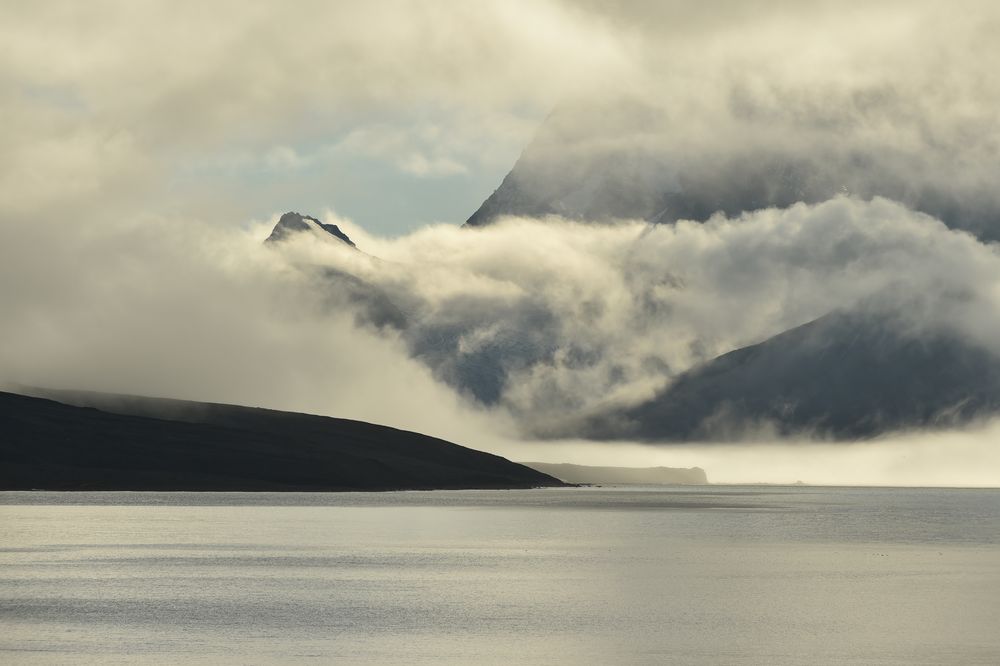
[2,0,999,486]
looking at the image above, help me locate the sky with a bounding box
[4,0,998,231]
[3,0,621,233]
[8,0,993,234]
[3,1,1000,485]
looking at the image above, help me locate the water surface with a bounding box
[2,486,998,664]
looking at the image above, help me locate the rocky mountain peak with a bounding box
[265,211,357,248]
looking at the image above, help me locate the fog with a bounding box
[0,213,512,444]
[319,200,1000,426]
[503,429,1000,488]
[6,1,998,227]
[3,202,1000,486]
[3,1,999,486]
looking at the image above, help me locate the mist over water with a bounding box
[503,429,1000,488]
[5,205,1000,486]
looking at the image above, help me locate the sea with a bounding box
[2,486,998,665]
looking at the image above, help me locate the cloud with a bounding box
[3,195,1000,487]
[4,1,998,229]
[498,426,1000,487]
[262,145,307,171]
[455,2,1000,238]
[336,124,470,177]
[0,0,633,223]
[0,212,513,448]
[2,1,1000,486]
[278,199,1000,433]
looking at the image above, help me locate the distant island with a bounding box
[521,462,707,485]
[0,390,562,492]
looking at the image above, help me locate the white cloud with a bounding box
[263,145,306,171]
[397,154,467,177]
[498,428,1000,487]
[4,194,1000,487]
[3,0,1000,486]
[0,212,511,447]
[290,200,1000,430]
[335,124,470,177]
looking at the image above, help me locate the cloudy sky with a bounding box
[3,1,1000,485]
[4,0,626,233]
[7,0,995,233]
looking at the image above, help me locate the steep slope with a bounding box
[264,211,408,329]
[266,211,356,247]
[582,312,1000,442]
[466,101,1000,240]
[0,391,562,491]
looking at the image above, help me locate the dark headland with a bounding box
[0,390,562,491]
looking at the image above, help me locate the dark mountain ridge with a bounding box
[457,101,1000,441]
[578,311,1000,442]
[1,390,562,491]
[466,100,1000,240]
[258,100,1000,444]
[266,211,356,247]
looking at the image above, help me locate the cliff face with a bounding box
[0,390,563,491]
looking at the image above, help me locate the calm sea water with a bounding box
[1,486,998,665]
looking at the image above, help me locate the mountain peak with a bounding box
[265,211,357,248]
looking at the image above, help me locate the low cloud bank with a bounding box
[0,213,510,446]
[302,198,1000,436]
[3,1,999,485]
[502,426,1000,488]
[3,197,1000,486]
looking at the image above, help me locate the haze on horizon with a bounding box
[3,0,1000,486]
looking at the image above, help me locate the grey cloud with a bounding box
[265,198,1000,442]
[0,213,509,447]
[5,1,998,230]
[3,1,1000,486]
[0,0,628,216]
[466,2,1000,239]
[11,197,1000,448]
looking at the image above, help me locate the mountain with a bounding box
[266,211,356,247]
[466,100,1000,240]
[458,102,1000,441]
[257,105,1000,443]
[0,390,562,491]
[317,266,409,330]
[577,311,1000,442]
[522,462,707,485]
[264,211,409,329]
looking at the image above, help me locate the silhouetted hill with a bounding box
[582,311,1000,441]
[0,391,562,491]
